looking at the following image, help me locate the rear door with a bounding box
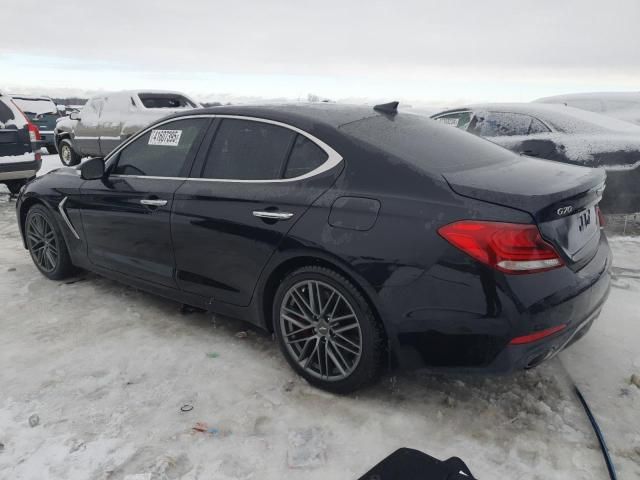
[98,93,127,156]
[78,116,210,287]
[73,97,104,156]
[171,117,343,306]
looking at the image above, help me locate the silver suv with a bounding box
[54,90,199,166]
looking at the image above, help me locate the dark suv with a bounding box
[11,95,61,154]
[0,93,41,194]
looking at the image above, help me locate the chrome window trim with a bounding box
[104,114,343,183]
[58,197,80,240]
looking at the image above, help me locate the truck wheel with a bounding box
[59,139,81,166]
[46,145,58,154]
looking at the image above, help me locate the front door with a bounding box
[172,117,343,306]
[78,117,210,287]
[73,97,104,157]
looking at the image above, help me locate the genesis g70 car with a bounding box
[16,103,611,393]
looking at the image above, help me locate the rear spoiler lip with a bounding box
[442,164,606,224]
[535,180,606,223]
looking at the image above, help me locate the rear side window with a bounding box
[138,93,196,109]
[112,118,207,177]
[469,111,540,137]
[284,135,328,178]
[202,119,295,180]
[528,117,550,134]
[0,97,26,129]
[0,98,16,126]
[434,112,473,130]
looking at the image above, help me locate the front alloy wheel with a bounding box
[274,266,384,393]
[26,212,59,273]
[25,204,77,280]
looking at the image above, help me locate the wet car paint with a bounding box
[16,104,612,372]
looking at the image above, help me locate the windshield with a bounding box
[341,112,515,173]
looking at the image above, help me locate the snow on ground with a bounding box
[0,158,639,479]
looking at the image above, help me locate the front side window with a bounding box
[434,112,473,130]
[112,118,207,177]
[202,119,296,180]
[469,111,540,137]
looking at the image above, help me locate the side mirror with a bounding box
[80,157,105,180]
[69,111,81,121]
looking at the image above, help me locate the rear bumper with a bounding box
[384,232,612,372]
[39,131,56,147]
[0,157,42,181]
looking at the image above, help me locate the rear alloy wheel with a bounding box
[274,266,384,393]
[25,205,76,280]
[58,139,81,166]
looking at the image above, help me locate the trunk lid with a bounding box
[443,157,606,268]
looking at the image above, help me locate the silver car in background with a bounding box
[54,90,200,165]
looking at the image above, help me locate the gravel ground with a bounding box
[0,157,639,479]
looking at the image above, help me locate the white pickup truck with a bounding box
[54,90,200,166]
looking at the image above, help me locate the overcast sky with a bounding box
[2,0,639,105]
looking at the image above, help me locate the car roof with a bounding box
[8,94,54,101]
[434,102,640,134]
[169,103,379,129]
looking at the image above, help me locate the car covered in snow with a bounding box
[0,92,42,194]
[10,95,62,154]
[432,103,640,214]
[54,90,200,166]
[17,103,611,393]
[535,92,640,126]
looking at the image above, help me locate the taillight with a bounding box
[28,123,41,143]
[596,206,605,228]
[438,220,564,274]
[509,324,567,345]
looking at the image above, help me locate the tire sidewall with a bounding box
[273,267,382,393]
[25,205,74,280]
[59,140,79,166]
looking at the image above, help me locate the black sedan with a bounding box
[431,103,640,214]
[16,103,611,393]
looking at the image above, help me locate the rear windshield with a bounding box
[11,97,58,116]
[137,93,196,109]
[340,113,515,173]
[0,97,27,129]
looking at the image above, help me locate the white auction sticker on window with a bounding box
[148,129,182,146]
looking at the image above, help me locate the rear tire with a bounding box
[58,139,81,166]
[25,204,77,280]
[273,266,385,394]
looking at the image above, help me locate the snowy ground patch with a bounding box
[0,159,639,479]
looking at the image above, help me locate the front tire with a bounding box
[46,145,58,154]
[58,139,81,166]
[25,204,76,280]
[273,266,385,394]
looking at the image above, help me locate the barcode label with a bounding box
[148,129,182,146]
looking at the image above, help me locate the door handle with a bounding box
[140,199,167,207]
[252,210,294,220]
